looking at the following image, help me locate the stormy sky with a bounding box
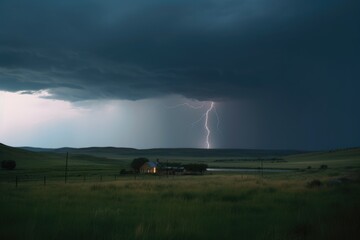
[0,0,359,150]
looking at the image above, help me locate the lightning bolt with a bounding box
[190,101,219,149]
[167,100,219,149]
[205,102,215,149]
[166,102,205,109]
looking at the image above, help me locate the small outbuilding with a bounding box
[140,161,157,174]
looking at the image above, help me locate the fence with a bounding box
[0,171,183,187]
[1,172,122,186]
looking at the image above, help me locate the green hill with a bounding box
[283,147,360,169]
[0,143,71,170]
[0,143,44,162]
[4,143,360,171]
[22,146,305,159]
[0,143,125,170]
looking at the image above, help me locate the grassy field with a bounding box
[1,144,360,239]
[2,144,360,179]
[1,173,360,240]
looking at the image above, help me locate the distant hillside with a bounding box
[286,147,360,162]
[0,143,44,161]
[1,143,127,169]
[3,143,359,170]
[22,146,306,158]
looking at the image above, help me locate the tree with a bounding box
[131,158,149,173]
[1,160,16,170]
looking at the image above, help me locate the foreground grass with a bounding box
[1,173,360,240]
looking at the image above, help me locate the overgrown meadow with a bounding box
[1,173,360,240]
[1,145,359,239]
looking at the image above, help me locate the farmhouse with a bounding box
[140,161,157,174]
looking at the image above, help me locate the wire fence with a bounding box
[0,171,188,187]
[0,172,137,186]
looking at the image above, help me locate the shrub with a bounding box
[183,163,208,174]
[1,160,16,170]
[320,165,328,170]
[307,179,322,188]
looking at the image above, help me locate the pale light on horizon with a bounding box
[0,91,211,149]
[0,91,82,146]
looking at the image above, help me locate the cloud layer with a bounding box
[1,0,359,101]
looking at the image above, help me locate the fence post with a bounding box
[65,152,69,183]
[44,176,46,186]
[83,175,86,182]
[167,159,169,178]
[114,175,117,181]
[100,175,102,182]
[15,176,18,188]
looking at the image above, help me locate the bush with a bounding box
[183,163,208,174]
[1,160,16,170]
[307,179,322,188]
[320,165,328,170]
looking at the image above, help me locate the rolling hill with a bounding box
[21,146,305,159]
[0,143,44,161]
[3,143,360,171]
[0,143,125,169]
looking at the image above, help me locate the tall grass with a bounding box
[1,174,359,240]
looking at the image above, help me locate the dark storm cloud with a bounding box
[0,0,359,101]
